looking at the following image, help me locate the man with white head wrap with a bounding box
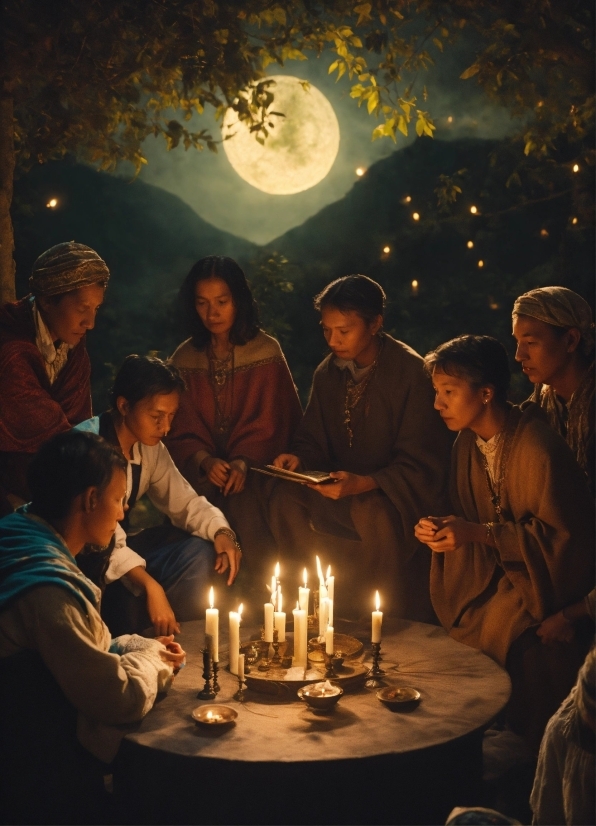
[513,287,595,647]
[512,286,594,494]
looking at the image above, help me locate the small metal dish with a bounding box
[376,686,421,707]
[298,682,343,712]
[192,705,238,726]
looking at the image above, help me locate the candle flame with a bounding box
[375,590,380,611]
[206,710,213,719]
[303,568,308,587]
[316,555,324,582]
[238,603,243,618]
[209,586,214,609]
[274,562,280,578]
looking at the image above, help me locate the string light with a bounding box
[477,260,484,268]
[540,229,549,238]
[412,212,420,221]
[572,164,579,173]
[467,240,474,249]
[571,217,578,225]
[355,167,365,177]
[447,116,453,123]
[470,205,478,214]
[383,245,390,254]
[46,198,58,209]
[489,300,500,310]
[411,280,418,288]
[403,195,412,203]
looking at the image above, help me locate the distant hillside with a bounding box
[12,161,257,405]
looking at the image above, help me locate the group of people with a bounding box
[0,240,593,823]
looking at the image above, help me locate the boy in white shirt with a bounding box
[76,355,241,635]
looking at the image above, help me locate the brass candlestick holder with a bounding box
[197,647,216,699]
[212,660,220,693]
[234,672,247,702]
[271,628,281,665]
[324,651,337,679]
[365,641,386,688]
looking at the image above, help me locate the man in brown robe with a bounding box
[269,276,451,622]
[0,242,109,513]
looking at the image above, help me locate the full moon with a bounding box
[222,76,340,195]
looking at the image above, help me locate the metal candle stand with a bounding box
[324,651,337,680]
[212,660,220,693]
[197,647,216,700]
[271,628,281,665]
[234,672,247,702]
[365,641,386,688]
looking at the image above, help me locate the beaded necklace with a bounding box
[343,338,383,448]
[208,344,234,435]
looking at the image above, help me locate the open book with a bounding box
[253,465,335,485]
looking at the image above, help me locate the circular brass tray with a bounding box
[241,635,367,698]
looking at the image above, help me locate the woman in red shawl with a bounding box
[0,242,109,514]
[167,256,302,578]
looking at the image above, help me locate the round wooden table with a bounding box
[115,618,511,825]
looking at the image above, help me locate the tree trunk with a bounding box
[0,80,16,306]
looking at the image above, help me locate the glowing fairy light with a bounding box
[540,229,549,237]
[467,240,474,249]
[412,212,420,221]
[572,164,579,173]
[411,280,418,288]
[46,198,58,209]
[478,260,484,268]
[470,205,478,214]
[403,195,412,203]
[383,245,390,254]
[355,167,366,177]
[447,116,453,123]
[571,217,578,225]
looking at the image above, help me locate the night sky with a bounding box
[121,41,519,245]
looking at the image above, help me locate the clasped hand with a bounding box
[201,456,246,496]
[414,515,485,552]
[155,634,186,674]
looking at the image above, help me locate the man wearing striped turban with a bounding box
[0,242,109,514]
[512,286,594,495]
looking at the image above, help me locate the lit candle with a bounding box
[277,585,283,613]
[264,601,274,643]
[205,586,219,662]
[299,568,310,614]
[274,592,286,642]
[270,574,276,597]
[326,625,334,655]
[274,561,280,593]
[293,602,307,668]
[319,596,329,639]
[327,597,334,628]
[372,591,383,643]
[229,603,242,675]
[238,653,245,683]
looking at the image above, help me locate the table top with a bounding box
[125,618,511,764]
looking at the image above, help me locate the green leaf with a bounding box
[367,89,379,114]
[460,64,480,80]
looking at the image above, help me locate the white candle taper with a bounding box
[372,590,383,643]
[205,586,219,662]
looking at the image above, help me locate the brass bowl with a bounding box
[376,686,421,708]
[298,683,343,712]
[192,705,238,727]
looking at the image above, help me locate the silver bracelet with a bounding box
[214,527,242,554]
